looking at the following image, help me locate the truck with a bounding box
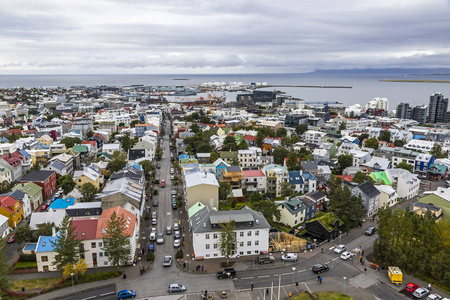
[388,266,403,286]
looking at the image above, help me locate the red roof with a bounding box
[336,175,353,182]
[242,170,265,177]
[23,129,37,134]
[96,207,136,239]
[0,195,22,213]
[72,219,99,240]
[243,135,256,141]
[124,108,131,111]
[0,150,23,168]
[82,141,96,147]
[93,133,105,140]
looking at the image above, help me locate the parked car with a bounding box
[40,204,49,211]
[149,232,156,241]
[174,230,181,239]
[405,283,420,294]
[340,251,352,260]
[257,254,275,264]
[174,223,180,231]
[152,212,157,218]
[172,200,177,209]
[161,180,166,188]
[281,253,298,262]
[117,289,136,299]
[166,226,173,235]
[152,218,157,225]
[170,168,174,174]
[365,227,376,236]
[170,175,175,180]
[168,283,186,293]
[148,244,154,253]
[7,235,15,243]
[151,227,156,233]
[157,233,164,244]
[173,239,181,248]
[171,190,177,195]
[312,264,329,274]
[334,244,346,254]
[217,268,236,279]
[153,199,159,207]
[413,288,430,299]
[427,294,442,300]
[163,255,172,267]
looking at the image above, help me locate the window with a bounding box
[206,244,210,250]
[214,244,218,249]
[240,232,244,237]
[91,242,96,248]
[205,234,210,240]
[104,261,108,266]
[41,256,48,262]
[206,254,210,258]
[255,241,259,246]
[240,242,244,247]
[213,233,218,239]
[247,231,251,237]
[247,251,251,254]
[104,252,109,257]
[98,242,102,247]
[80,254,85,259]
[247,241,251,246]
[255,230,259,236]
[99,252,103,257]
[214,253,218,257]
[239,251,244,255]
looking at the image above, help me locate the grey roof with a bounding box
[185,171,219,188]
[191,206,270,234]
[66,202,102,209]
[21,170,55,182]
[358,181,381,199]
[48,160,66,171]
[305,190,326,201]
[302,161,317,170]
[226,166,242,172]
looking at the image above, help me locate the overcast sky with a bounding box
[0,0,449,74]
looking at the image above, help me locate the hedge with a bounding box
[19,254,37,262]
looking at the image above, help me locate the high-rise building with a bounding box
[412,105,428,124]
[396,103,411,119]
[428,92,448,123]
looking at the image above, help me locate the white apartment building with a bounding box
[304,130,326,144]
[404,140,435,152]
[349,150,371,167]
[238,149,258,168]
[102,143,121,155]
[337,142,359,156]
[242,170,266,194]
[375,185,398,209]
[386,169,421,200]
[190,206,270,259]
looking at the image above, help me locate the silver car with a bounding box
[157,233,164,244]
[163,255,172,267]
[174,239,181,248]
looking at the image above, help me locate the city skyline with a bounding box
[0,0,449,74]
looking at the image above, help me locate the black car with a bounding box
[217,268,236,279]
[312,264,329,273]
[153,200,159,207]
[365,227,376,236]
[172,200,177,209]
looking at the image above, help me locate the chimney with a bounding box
[52,226,56,237]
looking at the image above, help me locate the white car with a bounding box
[281,253,298,262]
[427,294,442,300]
[340,251,352,260]
[170,168,174,174]
[149,232,156,241]
[157,233,164,244]
[413,288,429,299]
[151,227,157,233]
[334,244,346,254]
[171,175,175,180]
[174,239,181,248]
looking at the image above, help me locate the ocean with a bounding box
[0,72,449,109]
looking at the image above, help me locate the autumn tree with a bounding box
[63,259,87,280]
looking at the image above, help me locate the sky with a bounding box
[0,0,449,74]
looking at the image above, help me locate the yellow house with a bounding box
[37,135,54,146]
[27,149,51,164]
[0,195,24,228]
[74,168,101,190]
[221,166,244,189]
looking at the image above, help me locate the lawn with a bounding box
[14,261,37,269]
[10,277,63,291]
[292,291,354,300]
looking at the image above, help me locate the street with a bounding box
[56,285,116,300]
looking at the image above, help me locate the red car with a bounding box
[40,204,49,211]
[404,282,419,293]
[7,235,15,243]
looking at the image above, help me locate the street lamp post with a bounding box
[339,231,342,244]
[343,277,347,295]
[70,273,74,292]
[186,254,190,272]
[292,267,296,284]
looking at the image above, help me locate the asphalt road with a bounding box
[57,284,116,300]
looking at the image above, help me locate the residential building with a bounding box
[337,142,359,156]
[19,170,57,200]
[66,202,102,218]
[428,92,448,123]
[374,146,419,167]
[396,103,411,119]
[361,157,391,172]
[242,169,266,194]
[221,166,245,190]
[219,151,237,165]
[184,171,219,209]
[48,197,75,211]
[29,209,67,230]
[284,114,308,127]
[237,150,258,168]
[304,130,326,144]
[0,214,9,238]
[412,202,443,222]
[102,143,121,155]
[213,158,228,178]
[411,105,428,124]
[74,167,102,190]
[0,195,24,228]
[349,150,371,167]
[0,163,13,183]
[275,198,306,227]
[414,154,435,176]
[386,169,420,200]
[190,206,270,259]
[404,140,434,152]
[36,233,59,272]
[99,177,145,217]
[263,164,288,198]
[305,212,344,243]
[343,181,380,217]
[375,185,398,208]
[12,182,43,211]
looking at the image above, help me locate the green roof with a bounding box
[307,211,344,231]
[220,151,237,158]
[72,145,88,152]
[188,201,216,218]
[428,164,447,175]
[419,194,450,222]
[370,171,391,185]
[12,182,43,197]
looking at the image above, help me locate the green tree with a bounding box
[130,120,140,128]
[330,185,366,230]
[295,124,308,135]
[275,127,287,138]
[430,144,446,159]
[280,182,294,197]
[219,182,231,201]
[210,151,220,163]
[337,154,353,171]
[286,151,300,171]
[51,215,79,270]
[60,137,82,149]
[250,200,281,222]
[14,225,33,243]
[357,133,369,145]
[379,130,391,142]
[298,147,313,161]
[106,151,127,174]
[256,131,265,148]
[139,160,154,177]
[396,161,414,173]
[217,221,237,265]
[238,140,248,150]
[121,134,132,152]
[31,160,41,171]
[250,191,263,203]
[36,222,56,237]
[364,138,379,150]
[394,139,406,147]
[224,135,236,145]
[0,240,11,290]
[352,171,375,184]
[338,122,346,133]
[273,147,289,165]
[102,211,132,268]
[85,130,94,139]
[0,180,12,194]
[81,183,97,202]
[190,123,200,133]
[58,175,75,194]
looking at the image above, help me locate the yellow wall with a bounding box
[186,184,218,209]
[38,136,53,146]
[0,201,24,228]
[76,175,100,189]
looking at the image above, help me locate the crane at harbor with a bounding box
[304,101,343,121]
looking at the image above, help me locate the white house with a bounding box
[386,169,421,200]
[190,206,270,259]
[375,185,398,209]
[242,169,266,194]
[275,198,306,227]
[102,143,121,155]
[337,142,359,156]
[238,149,258,168]
[304,130,326,144]
[349,150,371,167]
[404,140,435,152]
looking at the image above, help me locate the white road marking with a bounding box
[100,292,114,296]
[258,275,270,278]
[167,212,171,215]
[81,296,96,300]
[332,257,339,261]
[297,269,306,273]
[242,276,254,279]
[326,261,330,264]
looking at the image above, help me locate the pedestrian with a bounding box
[321,248,323,253]
[364,268,367,273]
[251,282,254,291]
[266,288,269,295]
[201,265,204,272]
[204,290,208,296]
[123,273,127,279]
[428,283,432,291]
[319,277,322,284]
[346,230,349,236]
[317,275,320,282]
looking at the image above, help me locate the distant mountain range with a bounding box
[312,68,450,76]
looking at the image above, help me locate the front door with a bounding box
[43,266,49,272]
[92,253,97,267]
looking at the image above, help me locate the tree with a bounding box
[251,200,281,222]
[81,183,97,202]
[352,171,375,184]
[121,134,132,152]
[430,144,446,159]
[337,154,353,171]
[238,140,248,150]
[60,137,82,149]
[217,221,237,265]
[139,160,154,177]
[36,222,55,237]
[379,130,391,142]
[0,180,12,194]
[250,191,263,203]
[51,215,79,270]
[273,147,289,165]
[275,127,287,138]
[58,175,75,194]
[102,211,132,268]
[286,151,300,171]
[0,240,11,291]
[280,182,294,197]
[295,124,308,135]
[298,147,313,161]
[85,130,94,139]
[130,120,140,128]
[106,151,127,174]
[219,182,231,201]
[190,123,200,133]
[256,131,265,148]
[210,151,220,163]
[396,161,414,173]
[224,135,236,145]
[330,185,366,230]
[338,122,346,133]
[364,138,379,150]
[14,225,33,243]
[31,160,41,171]
[357,133,369,145]
[394,139,406,147]
[63,259,87,280]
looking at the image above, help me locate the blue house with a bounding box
[414,154,435,176]
[289,171,304,193]
[300,197,316,221]
[302,171,317,193]
[213,158,228,178]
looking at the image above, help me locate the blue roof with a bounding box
[125,162,142,171]
[36,235,58,253]
[302,171,317,180]
[49,198,75,210]
[19,149,31,159]
[413,134,427,140]
[179,154,189,161]
[24,243,37,251]
[49,160,66,171]
[289,171,304,184]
